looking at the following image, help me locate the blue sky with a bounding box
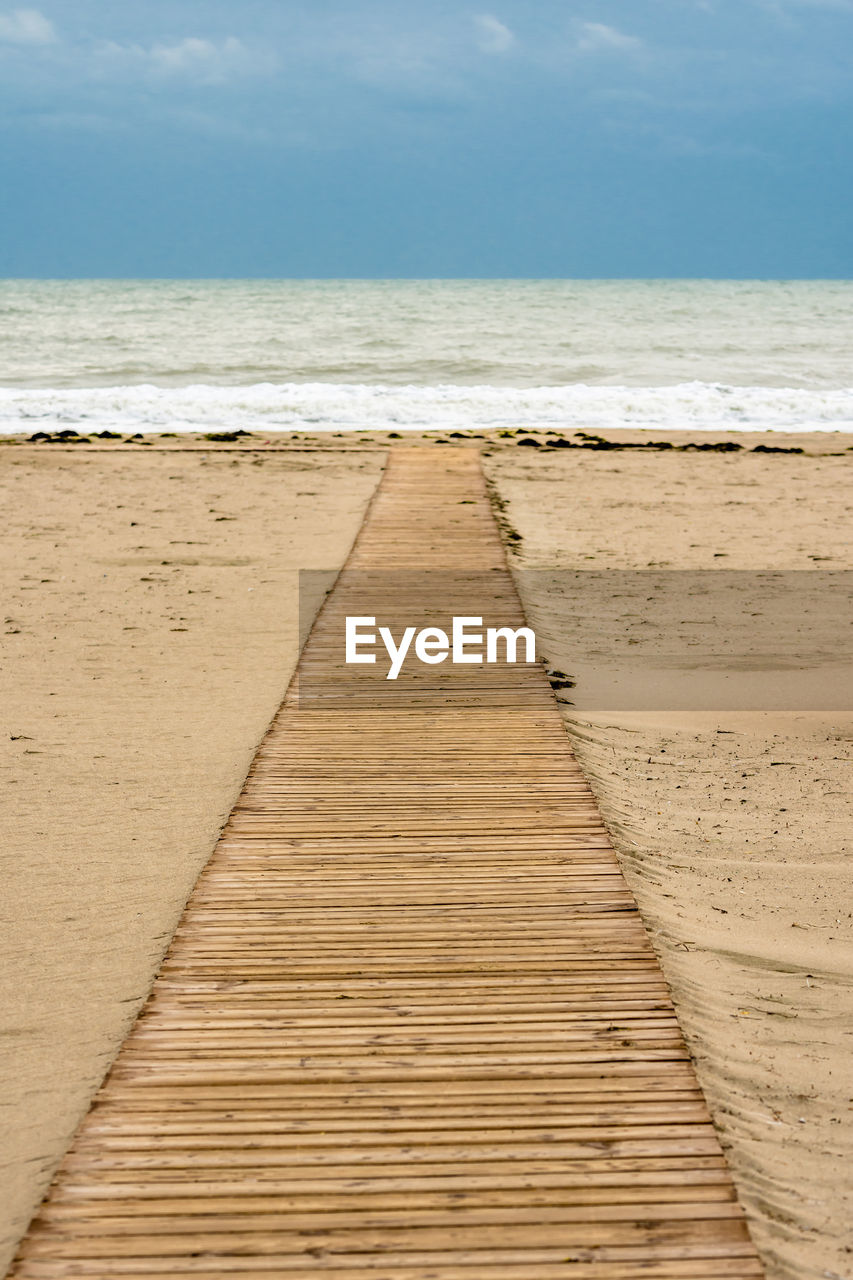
[0,0,851,276]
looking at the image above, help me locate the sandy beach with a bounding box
[485,432,853,1280]
[1,428,851,1279]
[0,442,383,1272]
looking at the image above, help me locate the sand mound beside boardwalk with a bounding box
[563,710,853,1280]
[487,438,853,1280]
[0,445,384,1274]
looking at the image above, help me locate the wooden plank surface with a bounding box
[9,447,764,1279]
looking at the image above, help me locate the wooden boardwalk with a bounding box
[10,448,763,1279]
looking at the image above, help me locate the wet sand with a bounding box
[485,435,853,1280]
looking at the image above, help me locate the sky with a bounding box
[0,0,851,277]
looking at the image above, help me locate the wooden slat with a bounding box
[9,447,764,1278]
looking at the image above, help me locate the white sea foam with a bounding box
[1,378,850,435]
[2,380,853,433]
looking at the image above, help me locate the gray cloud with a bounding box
[1,0,851,151]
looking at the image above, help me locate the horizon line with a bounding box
[2,275,852,284]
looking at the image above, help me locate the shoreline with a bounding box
[1,423,851,450]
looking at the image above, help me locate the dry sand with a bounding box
[0,443,384,1273]
[485,432,853,1280]
[2,429,851,1280]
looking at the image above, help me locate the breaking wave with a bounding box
[2,380,853,434]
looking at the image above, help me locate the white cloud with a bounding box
[474,14,515,54]
[577,22,642,54]
[93,35,275,86]
[0,7,56,45]
[150,36,265,83]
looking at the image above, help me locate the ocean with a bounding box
[1,278,852,433]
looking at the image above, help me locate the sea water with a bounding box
[1,278,852,433]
